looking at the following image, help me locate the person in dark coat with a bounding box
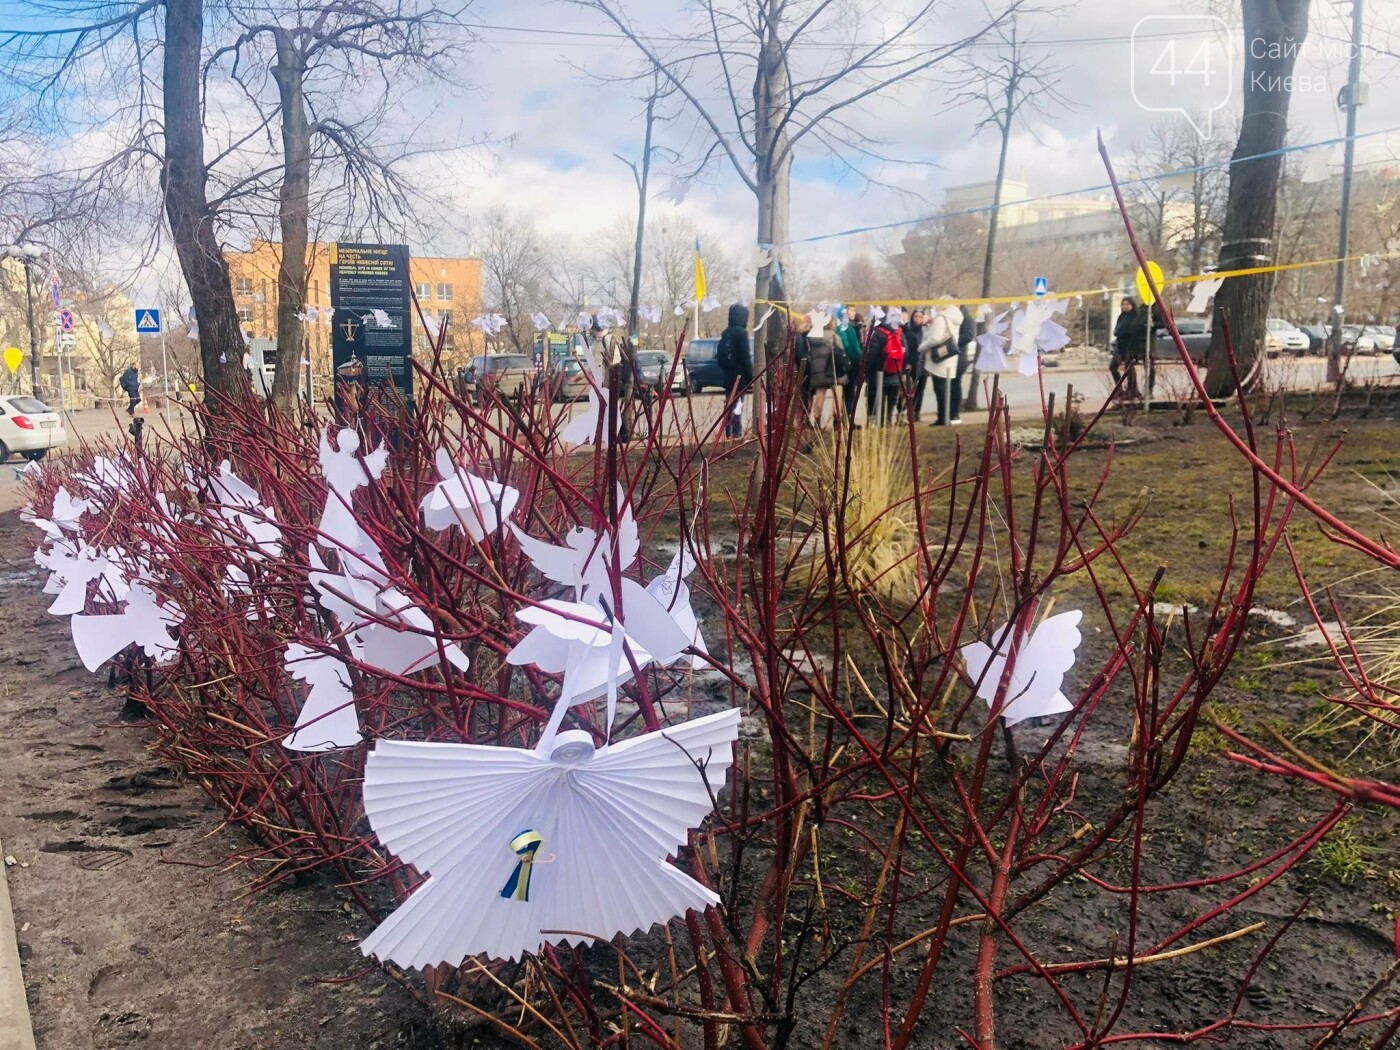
[840,310,864,426]
[119,363,141,415]
[1110,298,1147,398]
[718,302,753,438]
[902,310,929,422]
[802,316,846,429]
[866,308,905,426]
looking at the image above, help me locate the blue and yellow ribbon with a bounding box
[500,829,543,903]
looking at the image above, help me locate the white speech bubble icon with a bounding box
[1131,15,1234,139]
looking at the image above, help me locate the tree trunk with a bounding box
[270,27,309,409]
[1205,0,1310,396]
[162,0,245,404]
[965,106,1013,412]
[751,7,791,414]
[626,93,655,340]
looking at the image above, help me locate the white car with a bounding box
[1264,318,1309,356]
[0,395,67,463]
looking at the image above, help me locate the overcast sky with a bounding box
[426,0,1400,279]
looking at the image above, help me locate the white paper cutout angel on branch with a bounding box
[975,311,1011,373]
[38,541,129,616]
[282,643,361,752]
[318,428,389,553]
[22,484,94,539]
[359,706,741,967]
[70,581,184,673]
[561,351,610,447]
[960,610,1083,727]
[420,450,521,539]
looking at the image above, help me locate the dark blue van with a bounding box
[685,338,727,393]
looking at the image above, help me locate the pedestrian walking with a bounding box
[119,363,141,416]
[717,303,753,439]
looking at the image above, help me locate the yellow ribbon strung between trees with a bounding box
[500,829,544,903]
[754,248,1400,312]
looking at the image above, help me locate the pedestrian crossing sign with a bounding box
[135,309,162,334]
[1033,276,1048,298]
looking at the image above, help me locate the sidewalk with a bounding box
[0,841,37,1050]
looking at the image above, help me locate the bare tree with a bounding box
[573,0,1021,403]
[1125,116,1231,274]
[955,17,1072,408]
[212,1,463,407]
[1204,0,1311,396]
[471,208,554,355]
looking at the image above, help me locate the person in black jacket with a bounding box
[902,310,928,422]
[718,303,753,438]
[1110,298,1147,398]
[119,364,141,415]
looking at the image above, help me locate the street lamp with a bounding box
[0,243,44,398]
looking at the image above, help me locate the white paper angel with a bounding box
[70,581,183,672]
[1187,278,1224,315]
[673,303,689,317]
[975,311,1011,373]
[531,312,551,332]
[561,352,609,447]
[867,305,886,323]
[699,296,721,312]
[960,610,1083,727]
[420,449,521,539]
[646,546,707,671]
[38,541,129,616]
[318,428,389,552]
[659,178,689,205]
[22,485,95,540]
[1011,300,1069,376]
[640,304,662,324]
[282,643,361,752]
[358,706,741,967]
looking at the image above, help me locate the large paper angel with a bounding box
[359,706,741,967]
[1011,300,1070,377]
[646,546,707,671]
[318,428,389,551]
[282,643,361,752]
[37,541,129,616]
[960,610,1083,727]
[420,449,521,539]
[70,581,183,672]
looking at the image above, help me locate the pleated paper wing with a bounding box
[961,610,1083,727]
[360,706,741,967]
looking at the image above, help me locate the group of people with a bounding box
[714,302,978,437]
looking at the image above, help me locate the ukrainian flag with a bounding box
[693,238,708,303]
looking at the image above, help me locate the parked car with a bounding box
[684,338,727,393]
[1264,318,1309,357]
[548,355,592,403]
[0,394,67,463]
[1354,325,1396,353]
[633,350,689,397]
[461,353,533,404]
[1339,325,1369,353]
[1149,318,1210,365]
[1298,324,1330,354]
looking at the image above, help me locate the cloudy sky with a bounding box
[425,0,1400,276]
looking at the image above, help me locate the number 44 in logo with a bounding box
[1151,38,1217,87]
[1130,16,1233,140]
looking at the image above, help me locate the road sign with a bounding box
[59,331,77,349]
[135,308,162,334]
[58,308,75,333]
[1033,276,1048,298]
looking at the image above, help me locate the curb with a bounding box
[0,841,37,1050]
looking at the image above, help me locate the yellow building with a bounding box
[225,240,485,370]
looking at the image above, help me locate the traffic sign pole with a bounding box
[161,323,169,420]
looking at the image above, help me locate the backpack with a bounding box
[716,329,736,374]
[881,328,905,374]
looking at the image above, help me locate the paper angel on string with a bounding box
[421,449,521,539]
[699,295,721,312]
[282,643,361,752]
[1187,278,1224,315]
[1011,300,1070,376]
[659,178,689,205]
[420,313,441,340]
[358,706,741,967]
[960,610,1083,727]
[867,305,886,323]
[975,311,1011,372]
[673,303,688,317]
[575,310,595,329]
[318,428,389,552]
[531,312,551,332]
[70,581,183,673]
[640,304,662,324]
[561,352,609,446]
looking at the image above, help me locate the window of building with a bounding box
[237,305,255,324]
[437,283,453,301]
[235,277,254,296]
[415,282,432,301]
[438,309,453,327]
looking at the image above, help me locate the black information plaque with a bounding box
[330,242,413,405]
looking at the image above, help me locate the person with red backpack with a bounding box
[866,308,905,426]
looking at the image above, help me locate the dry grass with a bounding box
[791,426,923,602]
